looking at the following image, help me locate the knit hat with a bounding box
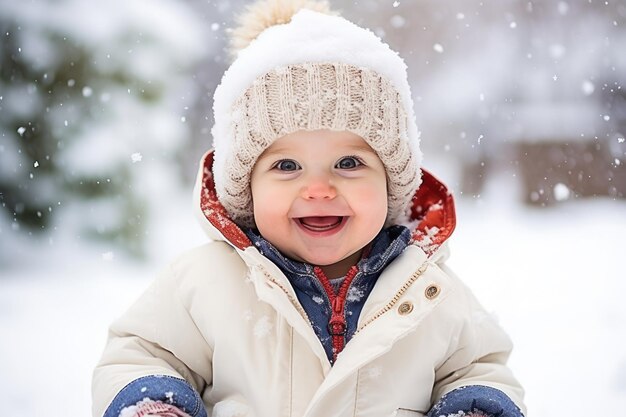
[212,0,422,227]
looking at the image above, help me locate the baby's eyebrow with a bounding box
[258,147,291,160]
[258,141,376,159]
[344,143,377,154]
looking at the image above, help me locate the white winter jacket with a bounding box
[92,151,526,417]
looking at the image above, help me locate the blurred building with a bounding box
[344,0,626,204]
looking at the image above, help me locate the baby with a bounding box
[92,1,526,416]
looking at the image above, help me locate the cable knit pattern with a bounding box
[220,62,418,227]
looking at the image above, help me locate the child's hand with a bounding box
[119,400,192,417]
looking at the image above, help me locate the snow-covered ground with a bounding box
[1,171,625,417]
[447,174,626,416]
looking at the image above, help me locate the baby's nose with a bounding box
[300,174,337,200]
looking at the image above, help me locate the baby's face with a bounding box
[250,129,388,277]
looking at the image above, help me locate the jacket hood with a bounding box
[194,150,456,257]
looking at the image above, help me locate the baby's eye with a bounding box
[274,159,300,171]
[335,156,362,170]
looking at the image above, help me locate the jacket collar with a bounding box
[194,150,456,257]
[244,225,411,279]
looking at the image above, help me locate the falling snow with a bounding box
[1,2,625,417]
[131,152,143,163]
[581,80,595,95]
[367,366,383,379]
[312,295,324,305]
[390,15,406,28]
[242,310,253,321]
[212,399,250,417]
[347,286,365,302]
[553,183,571,201]
[253,316,273,338]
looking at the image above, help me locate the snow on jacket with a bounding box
[92,151,526,417]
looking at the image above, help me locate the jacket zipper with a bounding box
[313,265,359,362]
[354,262,430,335]
[260,260,430,360]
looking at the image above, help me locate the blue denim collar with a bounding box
[244,225,412,280]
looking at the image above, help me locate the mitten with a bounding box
[427,385,524,417]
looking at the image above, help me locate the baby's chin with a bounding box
[283,247,349,264]
[295,249,363,275]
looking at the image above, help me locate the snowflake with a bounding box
[367,366,383,379]
[131,152,143,163]
[312,295,324,305]
[213,400,250,417]
[553,183,570,201]
[253,316,273,338]
[347,286,365,302]
[242,309,253,321]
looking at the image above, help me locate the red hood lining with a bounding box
[199,151,456,257]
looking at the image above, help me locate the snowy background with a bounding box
[1,0,625,416]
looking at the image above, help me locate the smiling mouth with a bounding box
[296,216,344,232]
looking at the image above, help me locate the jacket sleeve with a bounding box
[92,260,214,417]
[428,264,526,417]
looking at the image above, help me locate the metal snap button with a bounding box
[425,284,440,300]
[398,301,414,315]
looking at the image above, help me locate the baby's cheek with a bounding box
[356,184,388,213]
[252,182,285,207]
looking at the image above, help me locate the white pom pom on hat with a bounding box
[212,0,422,227]
[229,0,335,55]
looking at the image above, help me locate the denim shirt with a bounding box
[245,225,412,363]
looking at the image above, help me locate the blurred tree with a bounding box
[0,0,207,258]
